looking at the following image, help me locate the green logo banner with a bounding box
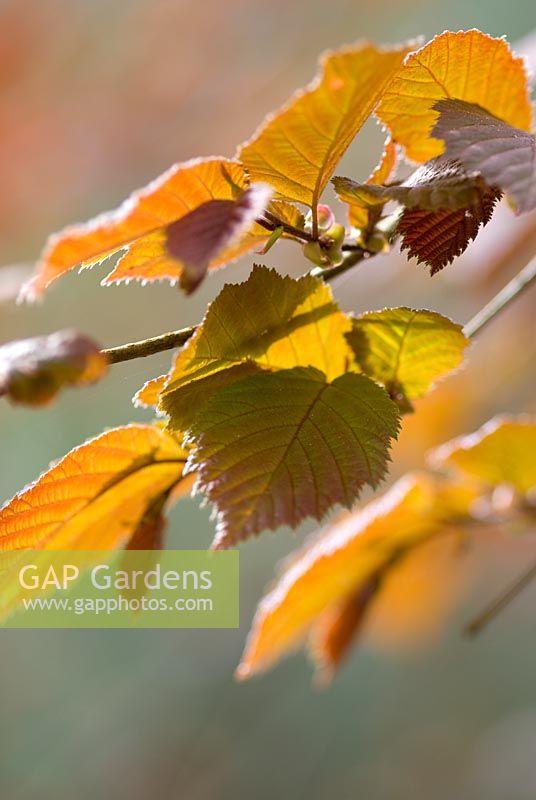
[0,550,239,628]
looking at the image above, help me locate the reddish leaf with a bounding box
[398,185,501,274]
[433,99,536,213]
[0,329,107,407]
[188,367,400,548]
[166,183,272,293]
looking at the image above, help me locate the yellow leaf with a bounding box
[22,158,256,298]
[347,307,469,402]
[160,265,355,430]
[134,374,167,409]
[377,30,533,163]
[0,425,191,551]
[429,416,536,494]
[238,42,412,215]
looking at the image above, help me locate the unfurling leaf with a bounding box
[347,307,469,407]
[433,99,536,213]
[187,367,400,549]
[21,158,263,298]
[343,137,399,231]
[238,42,412,211]
[237,474,453,679]
[165,183,273,293]
[398,184,501,274]
[377,30,532,163]
[334,158,490,213]
[429,416,536,494]
[159,265,355,430]
[0,330,108,407]
[0,425,192,551]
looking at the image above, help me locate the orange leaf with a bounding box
[0,330,107,407]
[22,158,256,298]
[237,472,478,679]
[237,474,437,678]
[377,30,533,163]
[0,424,191,551]
[238,42,412,212]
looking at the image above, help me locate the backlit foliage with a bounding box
[1,29,535,682]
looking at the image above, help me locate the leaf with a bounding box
[333,158,490,213]
[237,42,412,211]
[103,198,303,287]
[21,158,261,298]
[236,474,443,678]
[160,265,355,430]
[237,472,480,678]
[165,183,272,293]
[433,99,536,213]
[309,581,379,683]
[0,424,192,551]
[134,374,167,409]
[125,510,166,551]
[0,330,108,407]
[188,366,401,549]
[344,138,399,230]
[429,416,536,494]
[377,30,533,163]
[398,184,501,274]
[347,307,469,406]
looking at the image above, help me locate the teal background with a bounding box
[0,1,535,797]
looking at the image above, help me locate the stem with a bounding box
[308,247,367,281]
[103,237,536,366]
[463,255,536,338]
[465,555,536,637]
[103,326,195,364]
[258,211,315,243]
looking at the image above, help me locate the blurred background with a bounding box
[1,1,536,797]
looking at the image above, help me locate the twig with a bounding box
[463,255,536,338]
[103,326,195,364]
[465,555,536,636]
[103,238,536,366]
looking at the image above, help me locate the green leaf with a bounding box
[432,99,536,214]
[347,307,469,406]
[160,265,355,430]
[429,416,536,494]
[187,367,401,548]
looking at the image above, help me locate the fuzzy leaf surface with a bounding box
[188,366,400,549]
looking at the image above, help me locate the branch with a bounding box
[103,238,536,366]
[103,326,195,364]
[465,554,536,636]
[463,255,536,338]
